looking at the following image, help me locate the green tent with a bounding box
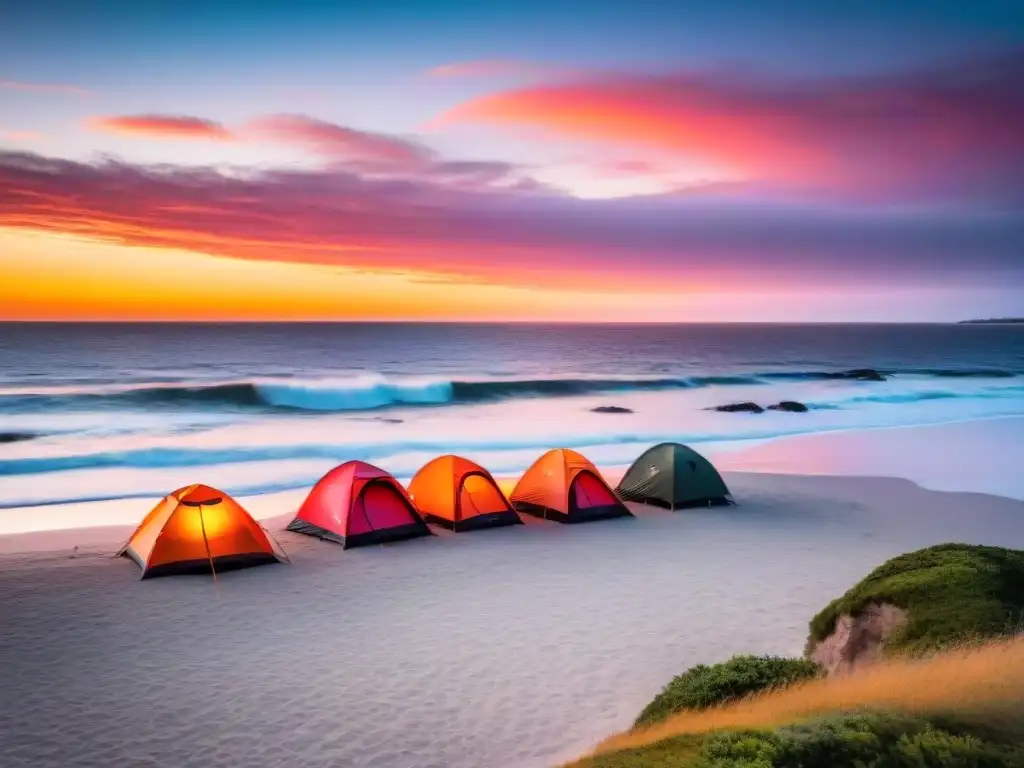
[616,442,732,509]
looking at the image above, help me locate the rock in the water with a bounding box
[768,401,809,412]
[591,405,633,414]
[836,368,886,382]
[0,432,35,443]
[712,402,765,413]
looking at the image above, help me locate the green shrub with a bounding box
[699,713,1023,768]
[571,734,708,768]
[807,543,1024,657]
[635,655,821,727]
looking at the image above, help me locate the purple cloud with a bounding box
[0,150,1021,290]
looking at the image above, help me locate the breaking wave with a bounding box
[760,368,1020,381]
[0,374,762,413]
[810,386,1024,408]
[0,368,1018,414]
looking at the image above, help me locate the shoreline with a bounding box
[2,415,1022,545]
[713,414,1024,500]
[3,467,1023,558]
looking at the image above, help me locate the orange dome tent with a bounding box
[510,448,632,523]
[286,460,432,548]
[408,454,521,531]
[117,484,288,579]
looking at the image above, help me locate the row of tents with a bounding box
[119,442,732,578]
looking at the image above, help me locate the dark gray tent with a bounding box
[616,443,731,509]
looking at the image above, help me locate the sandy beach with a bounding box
[715,415,1024,500]
[2,418,1023,768]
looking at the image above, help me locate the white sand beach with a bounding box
[714,415,1024,500]
[2,419,1023,768]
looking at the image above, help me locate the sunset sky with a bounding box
[2,0,1023,321]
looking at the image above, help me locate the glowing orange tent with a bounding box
[510,448,632,523]
[286,460,432,548]
[408,454,522,531]
[117,484,288,579]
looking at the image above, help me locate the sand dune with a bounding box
[1,472,1023,768]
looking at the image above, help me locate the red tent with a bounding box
[286,461,432,548]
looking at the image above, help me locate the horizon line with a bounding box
[0,319,988,325]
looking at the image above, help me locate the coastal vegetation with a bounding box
[635,655,821,727]
[570,635,1024,767]
[577,706,1024,767]
[808,543,1024,657]
[568,543,1024,767]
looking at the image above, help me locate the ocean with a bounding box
[2,322,1024,510]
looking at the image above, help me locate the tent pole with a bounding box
[198,503,218,584]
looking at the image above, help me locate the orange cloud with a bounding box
[0,78,90,96]
[89,114,234,141]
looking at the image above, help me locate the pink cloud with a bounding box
[82,111,529,190]
[246,114,432,169]
[2,130,44,143]
[439,49,1024,200]
[428,60,536,78]
[601,160,665,175]
[246,114,531,189]
[0,78,91,97]
[89,115,234,141]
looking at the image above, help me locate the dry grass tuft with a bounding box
[580,636,1024,761]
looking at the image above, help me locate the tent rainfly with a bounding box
[409,454,522,531]
[117,484,288,578]
[510,448,632,523]
[616,442,732,509]
[287,460,432,548]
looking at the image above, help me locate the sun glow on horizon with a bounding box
[3,227,983,323]
[0,228,713,322]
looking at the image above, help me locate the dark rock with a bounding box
[768,401,809,412]
[0,432,35,443]
[835,368,886,382]
[591,405,634,414]
[712,402,765,414]
[959,317,1024,325]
